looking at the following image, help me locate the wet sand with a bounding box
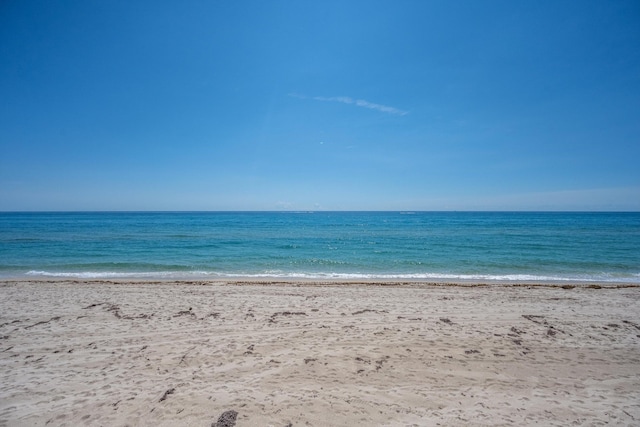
[1,280,639,426]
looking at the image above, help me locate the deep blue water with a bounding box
[0,211,639,282]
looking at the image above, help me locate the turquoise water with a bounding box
[0,212,639,282]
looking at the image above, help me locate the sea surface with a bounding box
[0,211,639,282]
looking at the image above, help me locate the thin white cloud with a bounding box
[275,201,294,210]
[290,93,408,116]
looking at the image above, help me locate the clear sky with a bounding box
[1,0,639,211]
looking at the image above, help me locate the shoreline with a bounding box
[2,277,639,288]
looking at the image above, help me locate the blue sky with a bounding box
[1,0,639,211]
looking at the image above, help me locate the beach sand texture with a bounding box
[1,280,639,426]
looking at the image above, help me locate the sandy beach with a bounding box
[1,280,639,426]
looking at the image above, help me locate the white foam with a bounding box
[25,270,212,279]
[22,270,640,283]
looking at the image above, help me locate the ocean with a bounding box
[0,211,639,282]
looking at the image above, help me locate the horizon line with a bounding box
[1,210,639,214]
